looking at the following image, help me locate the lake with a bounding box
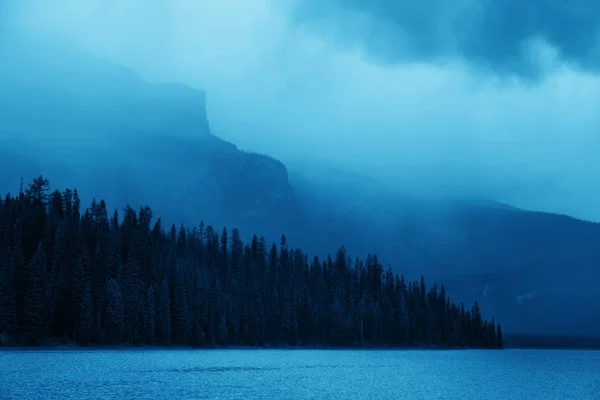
[0,349,598,399]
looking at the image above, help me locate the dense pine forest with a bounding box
[0,176,502,348]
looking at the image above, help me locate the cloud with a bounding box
[3,0,600,221]
[287,0,600,78]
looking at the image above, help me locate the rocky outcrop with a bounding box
[0,34,299,239]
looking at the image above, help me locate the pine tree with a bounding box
[156,278,171,345]
[123,248,140,345]
[172,260,190,344]
[11,236,26,336]
[70,252,85,337]
[0,249,18,344]
[77,282,93,345]
[143,285,156,344]
[104,278,124,345]
[50,222,75,341]
[23,243,46,345]
[496,323,503,349]
[107,229,123,281]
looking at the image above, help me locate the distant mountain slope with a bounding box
[434,206,600,335]
[289,163,600,336]
[1,33,598,337]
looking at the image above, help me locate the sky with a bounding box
[2,0,599,221]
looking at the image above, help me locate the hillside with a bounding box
[288,158,600,336]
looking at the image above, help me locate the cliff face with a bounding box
[0,34,299,238]
[120,135,299,236]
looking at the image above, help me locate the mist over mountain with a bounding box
[0,1,599,339]
[2,0,598,222]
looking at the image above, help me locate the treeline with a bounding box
[0,176,502,348]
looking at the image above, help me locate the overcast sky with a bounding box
[3,0,599,221]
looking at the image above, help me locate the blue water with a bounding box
[0,349,598,399]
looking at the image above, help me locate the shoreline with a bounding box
[1,344,598,351]
[0,343,502,351]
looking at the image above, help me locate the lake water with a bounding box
[0,349,598,399]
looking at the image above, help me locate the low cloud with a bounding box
[3,0,599,221]
[288,0,600,78]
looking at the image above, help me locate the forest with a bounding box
[0,176,502,348]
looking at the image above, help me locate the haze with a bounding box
[2,0,599,221]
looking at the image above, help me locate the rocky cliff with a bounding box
[0,34,300,239]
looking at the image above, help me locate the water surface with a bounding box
[0,349,598,399]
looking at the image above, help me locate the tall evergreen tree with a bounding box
[123,248,140,345]
[104,278,124,345]
[156,278,171,345]
[77,282,93,345]
[172,260,190,344]
[0,249,17,344]
[496,323,503,349]
[143,285,156,344]
[23,243,46,345]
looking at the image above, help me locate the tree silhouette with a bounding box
[0,177,502,348]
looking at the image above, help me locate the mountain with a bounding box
[0,34,301,242]
[1,33,599,337]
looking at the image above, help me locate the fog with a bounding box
[2,0,599,221]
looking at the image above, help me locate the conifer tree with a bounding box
[77,282,93,345]
[156,278,171,345]
[172,260,190,344]
[496,323,503,349]
[0,249,17,344]
[123,248,140,345]
[143,285,156,344]
[23,243,46,345]
[104,278,124,345]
